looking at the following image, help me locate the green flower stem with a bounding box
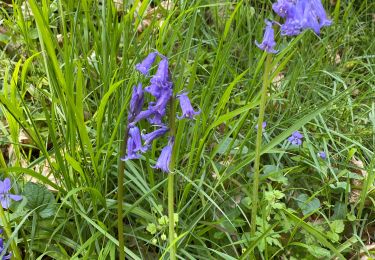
[250,54,272,238]
[168,95,177,260]
[0,205,22,260]
[117,127,129,260]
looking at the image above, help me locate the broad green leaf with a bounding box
[332,202,347,220]
[329,182,349,192]
[296,194,321,216]
[308,245,331,259]
[23,182,56,218]
[330,220,345,234]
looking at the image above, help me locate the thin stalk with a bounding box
[117,127,129,260]
[0,205,22,260]
[168,95,177,260]
[250,54,272,238]
[0,151,6,169]
[333,0,341,24]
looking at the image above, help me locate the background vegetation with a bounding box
[0,0,374,259]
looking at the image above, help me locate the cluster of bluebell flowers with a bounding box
[256,0,332,53]
[0,178,22,209]
[0,230,12,260]
[121,52,199,172]
[255,1,332,152]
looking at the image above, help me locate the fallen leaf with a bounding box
[135,1,174,32]
[349,157,367,204]
[27,157,60,192]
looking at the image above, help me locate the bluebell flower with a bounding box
[128,83,144,122]
[145,57,174,123]
[122,135,140,160]
[272,0,295,18]
[318,151,326,159]
[153,143,172,173]
[255,20,278,53]
[287,130,303,146]
[147,113,163,125]
[125,53,181,162]
[177,93,200,119]
[311,0,332,27]
[0,178,22,209]
[0,234,12,260]
[276,0,332,36]
[142,126,169,146]
[122,126,147,160]
[135,52,158,75]
[150,58,170,86]
[145,83,163,98]
[132,109,156,125]
[280,0,306,36]
[129,126,148,153]
[301,2,321,34]
[150,89,172,116]
[146,102,164,125]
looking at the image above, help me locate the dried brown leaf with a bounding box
[26,158,60,192]
[349,158,367,204]
[272,73,285,89]
[335,53,342,64]
[135,1,174,32]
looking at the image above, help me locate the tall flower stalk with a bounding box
[251,54,272,237]
[250,0,332,252]
[117,128,128,260]
[167,96,176,260]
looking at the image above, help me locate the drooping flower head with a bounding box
[0,178,22,209]
[145,83,163,99]
[280,0,306,36]
[126,52,199,164]
[310,0,332,27]
[301,1,322,34]
[128,83,144,122]
[255,20,278,53]
[125,53,174,161]
[153,140,173,173]
[145,58,174,123]
[122,126,148,161]
[150,58,170,86]
[135,52,158,75]
[146,103,164,125]
[123,135,140,160]
[177,92,200,119]
[149,88,172,117]
[272,0,295,18]
[142,125,169,146]
[132,109,155,126]
[274,0,332,36]
[287,130,303,146]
